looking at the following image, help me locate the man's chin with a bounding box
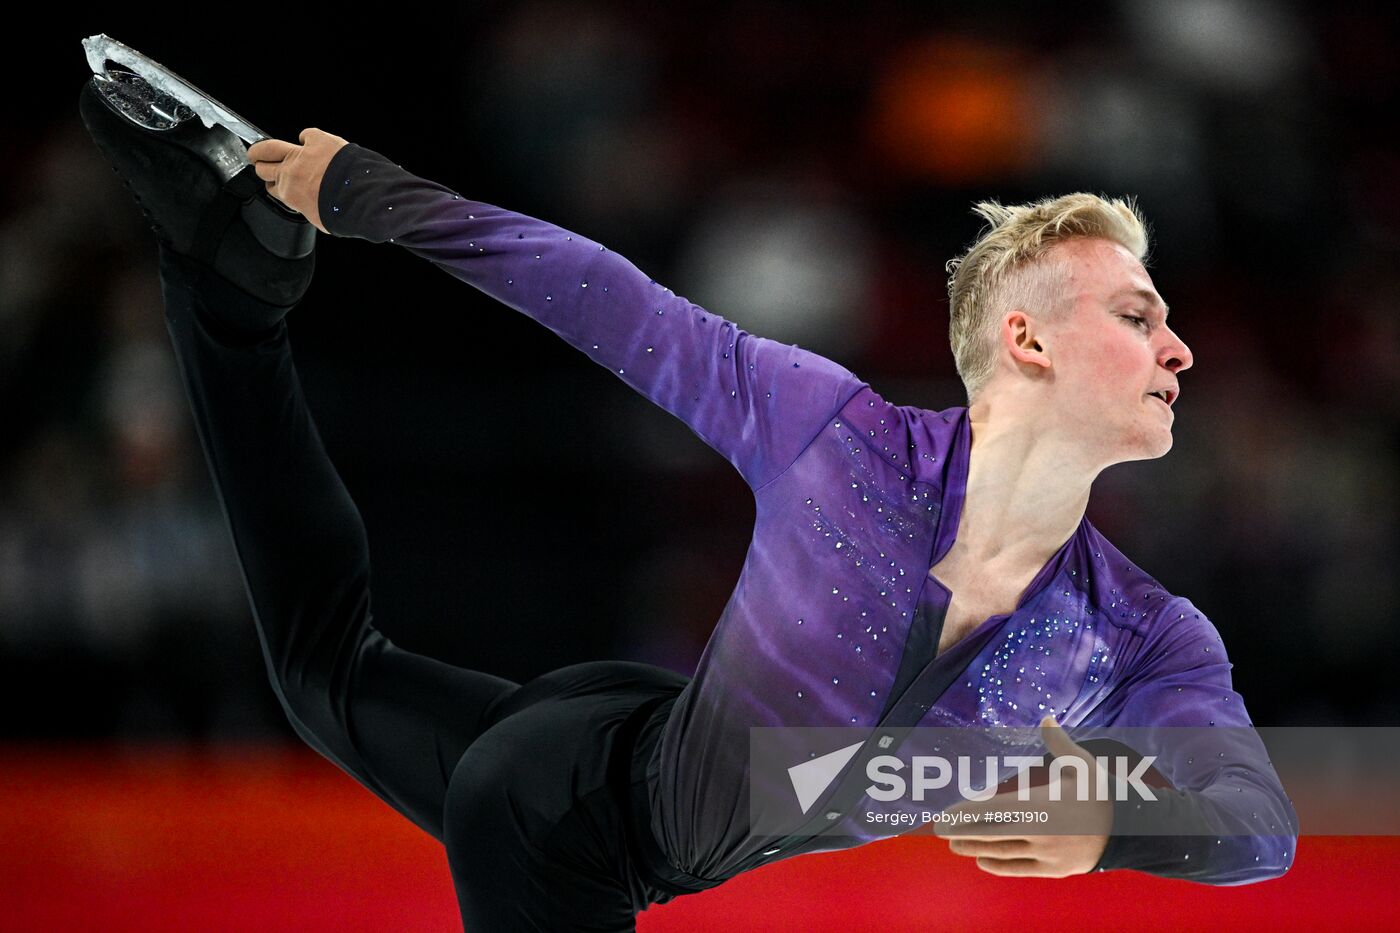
[1147,428,1174,459]
[1112,426,1173,464]
[1140,406,1176,458]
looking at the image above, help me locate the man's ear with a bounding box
[1004,310,1051,371]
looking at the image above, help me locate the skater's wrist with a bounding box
[316,142,368,239]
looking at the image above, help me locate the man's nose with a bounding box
[1160,326,1193,374]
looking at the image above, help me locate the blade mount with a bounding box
[81,34,268,144]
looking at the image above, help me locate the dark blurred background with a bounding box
[6,1,1399,746]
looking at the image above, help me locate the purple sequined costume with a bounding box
[316,143,1297,887]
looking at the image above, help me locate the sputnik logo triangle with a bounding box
[787,741,864,814]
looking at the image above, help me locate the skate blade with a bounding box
[81,34,269,144]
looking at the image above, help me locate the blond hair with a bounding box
[944,193,1150,402]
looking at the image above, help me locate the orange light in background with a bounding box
[866,37,1042,185]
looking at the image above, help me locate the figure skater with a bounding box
[79,73,1295,931]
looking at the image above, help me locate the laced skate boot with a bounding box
[78,70,315,309]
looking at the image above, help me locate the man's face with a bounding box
[1038,237,1193,463]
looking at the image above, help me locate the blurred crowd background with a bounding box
[5,1,1398,744]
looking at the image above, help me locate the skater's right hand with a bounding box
[248,129,349,234]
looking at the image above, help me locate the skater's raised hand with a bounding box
[248,128,349,234]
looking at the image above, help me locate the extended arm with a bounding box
[285,138,867,489]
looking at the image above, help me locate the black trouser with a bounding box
[157,247,690,930]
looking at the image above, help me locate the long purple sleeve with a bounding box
[1087,605,1298,881]
[317,143,865,490]
[316,143,1295,886]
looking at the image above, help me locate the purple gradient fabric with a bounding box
[318,143,1296,885]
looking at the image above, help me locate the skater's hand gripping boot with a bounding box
[247,130,350,235]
